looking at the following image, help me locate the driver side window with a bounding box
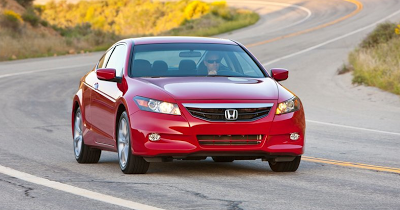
[106,44,127,77]
[97,48,114,69]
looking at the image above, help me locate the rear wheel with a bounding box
[212,157,235,162]
[269,156,301,172]
[73,107,101,163]
[118,111,149,174]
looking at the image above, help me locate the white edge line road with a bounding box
[0,64,93,79]
[0,165,165,210]
[307,120,400,136]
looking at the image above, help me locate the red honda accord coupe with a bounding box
[71,37,305,174]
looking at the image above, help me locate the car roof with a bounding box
[124,36,237,45]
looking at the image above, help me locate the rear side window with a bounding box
[106,45,127,77]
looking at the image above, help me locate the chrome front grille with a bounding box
[197,135,263,146]
[183,103,273,122]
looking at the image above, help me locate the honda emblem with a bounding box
[225,109,238,120]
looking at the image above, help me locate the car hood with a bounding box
[139,77,279,100]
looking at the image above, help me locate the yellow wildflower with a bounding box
[2,10,23,23]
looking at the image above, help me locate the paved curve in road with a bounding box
[1,0,400,209]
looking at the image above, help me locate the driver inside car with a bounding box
[203,52,221,75]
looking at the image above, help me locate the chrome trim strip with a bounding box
[182,103,274,109]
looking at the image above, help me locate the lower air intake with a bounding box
[197,135,263,146]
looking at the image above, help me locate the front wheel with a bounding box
[269,156,301,172]
[73,107,101,163]
[118,111,149,174]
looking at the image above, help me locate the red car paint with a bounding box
[72,37,305,173]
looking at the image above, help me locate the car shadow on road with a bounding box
[95,152,321,176]
[97,155,302,176]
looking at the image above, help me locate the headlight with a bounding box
[134,96,181,115]
[276,96,301,115]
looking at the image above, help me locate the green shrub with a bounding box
[210,1,233,20]
[350,24,400,95]
[0,10,23,31]
[40,19,49,27]
[52,22,119,47]
[54,23,93,37]
[337,64,353,75]
[22,7,40,27]
[33,5,44,15]
[16,0,34,7]
[360,22,397,49]
[163,9,258,37]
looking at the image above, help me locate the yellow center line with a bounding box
[303,156,400,174]
[246,0,363,48]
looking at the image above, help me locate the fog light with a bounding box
[290,133,300,141]
[148,133,161,141]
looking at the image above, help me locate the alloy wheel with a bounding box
[118,117,130,169]
[73,110,83,157]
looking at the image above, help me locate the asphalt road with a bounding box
[1,0,400,209]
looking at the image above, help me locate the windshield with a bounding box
[130,43,266,78]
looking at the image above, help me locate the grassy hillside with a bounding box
[0,0,259,61]
[341,22,400,95]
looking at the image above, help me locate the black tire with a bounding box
[117,111,150,174]
[212,157,235,162]
[73,107,101,163]
[269,156,301,172]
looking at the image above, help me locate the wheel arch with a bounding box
[71,93,82,136]
[115,103,127,140]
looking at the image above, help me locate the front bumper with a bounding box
[129,102,305,158]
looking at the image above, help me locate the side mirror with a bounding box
[96,68,120,82]
[270,68,288,81]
